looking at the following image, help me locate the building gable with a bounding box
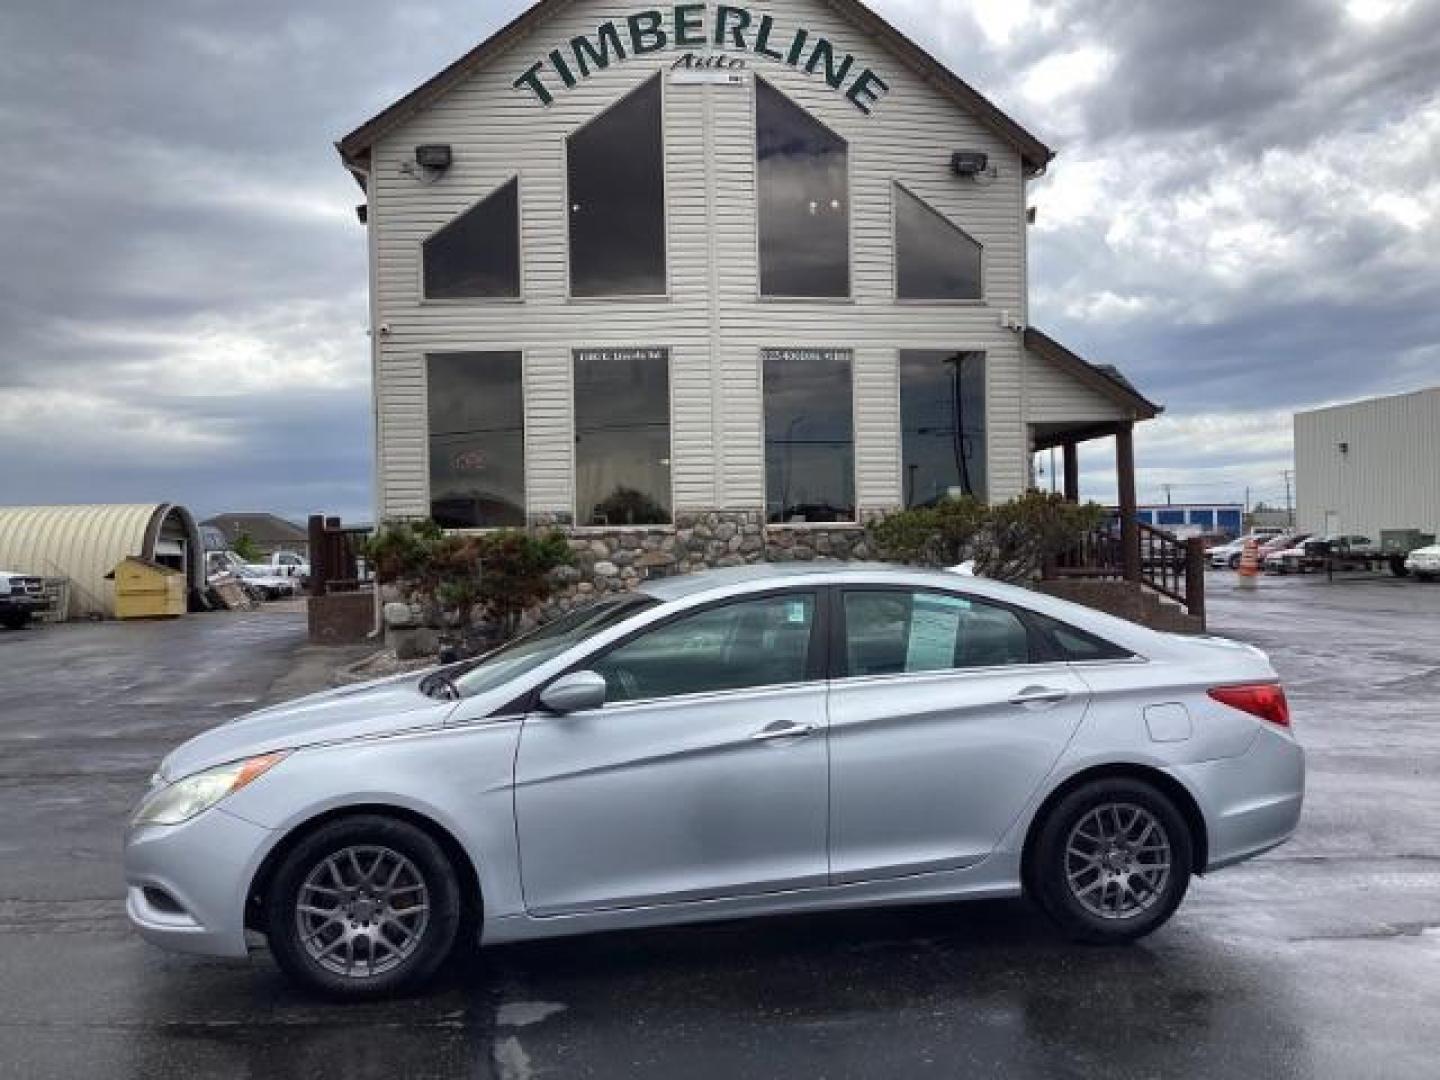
[338,0,1053,181]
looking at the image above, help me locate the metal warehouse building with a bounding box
[1296,388,1440,540]
[338,0,1162,563]
[0,504,205,620]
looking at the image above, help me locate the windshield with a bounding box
[450,596,659,698]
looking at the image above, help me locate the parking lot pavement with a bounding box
[1,576,1438,1079]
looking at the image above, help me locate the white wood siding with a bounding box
[1024,351,1129,425]
[369,0,1036,519]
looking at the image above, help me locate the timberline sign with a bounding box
[512,5,890,114]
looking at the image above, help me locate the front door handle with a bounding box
[751,721,819,742]
[1009,686,1071,707]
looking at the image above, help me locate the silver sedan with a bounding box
[125,565,1305,997]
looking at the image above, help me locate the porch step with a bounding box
[1034,580,1204,635]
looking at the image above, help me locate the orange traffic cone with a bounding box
[1238,538,1260,590]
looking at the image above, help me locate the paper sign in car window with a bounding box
[787,600,809,624]
[905,593,965,672]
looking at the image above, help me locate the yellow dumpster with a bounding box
[108,557,186,620]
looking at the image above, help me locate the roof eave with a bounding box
[1023,327,1163,421]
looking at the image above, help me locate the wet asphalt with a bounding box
[1,575,1438,1079]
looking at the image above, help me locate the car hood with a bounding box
[1409,546,1440,558]
[157,672,459,782]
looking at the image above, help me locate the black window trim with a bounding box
[537,586,832,711]
[564,72,671,301]
[420,175,524,304]
[829,584,1057,681]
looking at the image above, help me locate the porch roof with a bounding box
[1024,328,1162,450]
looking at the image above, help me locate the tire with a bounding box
[1,608,30,631]
[1030,779,1193,944]
[265,815,462,999]
[1419,574,1437,584]
[1229,554,1241,570]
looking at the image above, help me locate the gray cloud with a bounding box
[1,0,1436,520]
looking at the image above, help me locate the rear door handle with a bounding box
[1009,687,1071,707]
[751,721,819,742]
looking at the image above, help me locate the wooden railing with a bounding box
[307,516,373,597]
[1047,516,1207,628]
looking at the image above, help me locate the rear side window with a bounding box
[1032,615,1134,662]
[842,590,1033,677]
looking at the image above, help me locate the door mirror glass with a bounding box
[540,670,609,714]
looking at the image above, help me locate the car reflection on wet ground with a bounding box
[1,574,1437,1079]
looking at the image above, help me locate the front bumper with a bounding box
[1168,726,1305,872]
[124,806,275,958]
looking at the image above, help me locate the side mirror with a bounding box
[540,670,608,715]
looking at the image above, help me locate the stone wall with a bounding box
[540,511,875,619]
[381,510,877,655]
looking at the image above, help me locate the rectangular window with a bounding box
[427,352,525,528]
[756,78,849,298]
[764,348,855,524]
[568,75,667,297]
[574,348,672,526]
[842,590,1033,677]
[901,350,987,506]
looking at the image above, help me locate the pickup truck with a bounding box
[245,551,310,581]
[0,569,46,630]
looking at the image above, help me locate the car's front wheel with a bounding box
[265,815,461,998]
[1031,779,1193,943]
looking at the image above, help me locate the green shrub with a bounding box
[364,520,574,634]
[868,492,1105,583]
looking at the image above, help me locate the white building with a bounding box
[338,0,1160,562]
[1296,388,1440,541]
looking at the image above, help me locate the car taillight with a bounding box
[1208,684,1291,728]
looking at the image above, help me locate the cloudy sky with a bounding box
[1,0,1436,522]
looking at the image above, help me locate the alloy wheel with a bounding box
[294,845,431,979]
[1064,803,1173,920]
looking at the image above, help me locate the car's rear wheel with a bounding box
[1031,779,1193,943]
[266,815,461,998]
[1,608,30,630]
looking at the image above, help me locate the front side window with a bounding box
[842,590,1033,677]
[423,178,520,299]
[756,78,849,298]
[594,593,818,703]
[568,75,666,296]
[764,348,855,524]
[574,348,672,526]
[895,184,982,301]
[901,350,987,506]
[427,352,525,528]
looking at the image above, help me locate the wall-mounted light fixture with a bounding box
[1338,442,1350,455]
[415,144,453,171]
[951,150,990,178]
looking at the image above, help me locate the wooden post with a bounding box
[1063,442,1080,503]
[1116,424,1141,583]
[307,514,327,597]
[1186,537,1207,629]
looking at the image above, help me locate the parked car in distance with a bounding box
[1262,534,1318,575]
[234,566,300,601]
[0,569,45,630]
[125,564,1305,998]
[1404,544,1440,582]
[1299,535,1379,572]
[1207,530,1289,569]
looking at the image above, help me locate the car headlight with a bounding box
[132,752,289,827]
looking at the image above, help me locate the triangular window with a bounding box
[895,184,982,300]
[423,178,521,299]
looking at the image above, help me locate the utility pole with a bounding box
[1283,470,1295,526]
[1162,483,1173,506]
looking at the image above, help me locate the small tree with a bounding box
[231,531,263,563]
